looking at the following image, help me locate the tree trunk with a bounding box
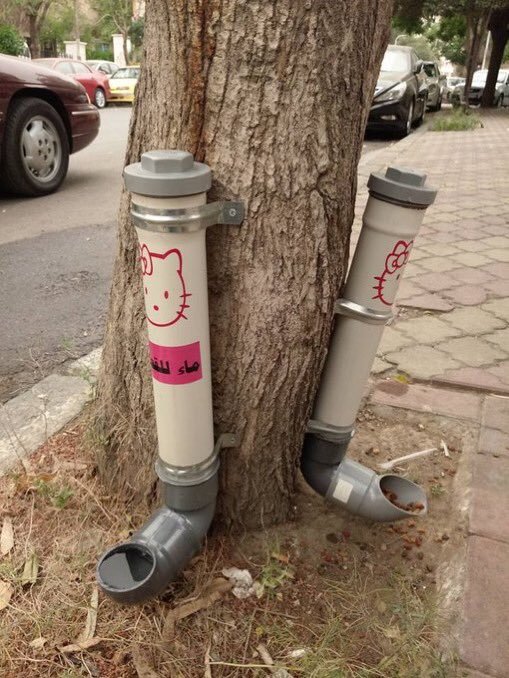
[94,0,393,531]
[481,9,509,108]
[463,10,490,105]
[28,13,40,58]
[122,31,129,65]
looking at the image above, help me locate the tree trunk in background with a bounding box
[463,10,490,105]
[481,9,509,108]
[94,0,393,531]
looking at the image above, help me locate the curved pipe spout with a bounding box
[96,497,215,604]
[302,436,427,522]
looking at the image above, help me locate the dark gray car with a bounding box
[368,45,428,137]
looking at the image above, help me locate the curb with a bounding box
[0,348,102,473]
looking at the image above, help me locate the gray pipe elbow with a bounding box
[96,500,215,604]
[302,434,427,523]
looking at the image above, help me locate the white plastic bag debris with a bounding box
[221,567,262,599]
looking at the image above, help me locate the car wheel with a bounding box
[436,96,442,111]
[496,95,503,108]
[0,97,69,197]
[416,98,426,125]
[400,100,414,137]
[94,87,107,109]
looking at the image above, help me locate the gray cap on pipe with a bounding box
[368,165,437,207]
[124,150,212,197]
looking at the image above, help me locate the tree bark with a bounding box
[481,9,509,108]
[94,0,393,531]
[463,9,490,105]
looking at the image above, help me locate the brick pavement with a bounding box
[357,110,509,677]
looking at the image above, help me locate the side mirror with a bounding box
[414,60,423,75]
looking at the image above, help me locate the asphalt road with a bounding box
[0,106,393,403]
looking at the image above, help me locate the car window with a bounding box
[381,49,410,72]
[97,64,110,74]
[55,62,74,75]
[423,64,436,78]
[73,62,90,74]
[112,67,140,79]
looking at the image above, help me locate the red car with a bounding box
[0,54,100,196]
[33,58,111,109]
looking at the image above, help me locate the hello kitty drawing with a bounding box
[139,243,191,327]
[372,239,413,306]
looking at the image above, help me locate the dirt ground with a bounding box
[0,401,476,677]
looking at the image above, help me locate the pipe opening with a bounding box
[97,543,156,595]
[379,475,428,516]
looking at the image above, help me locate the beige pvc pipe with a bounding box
[313,196,427,430]
[133,192,214,469]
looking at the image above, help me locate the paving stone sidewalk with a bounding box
[357,111,509,678]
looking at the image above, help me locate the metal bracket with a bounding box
[213,432,239,455]
[334,298,393,326]
[131,201,245,233]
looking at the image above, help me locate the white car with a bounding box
[453,69,509,107]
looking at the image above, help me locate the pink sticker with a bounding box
[149,341,202,385]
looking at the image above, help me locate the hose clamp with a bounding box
[155,433,238,487]
[131,201,245,233]
[334,299,393,325]
[307,420,354,443]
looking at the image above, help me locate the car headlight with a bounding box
[375,82,406,103]
[76,91,90,104]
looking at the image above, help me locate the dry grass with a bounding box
[0,411,467,677]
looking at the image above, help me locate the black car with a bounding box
[367,45,428,137]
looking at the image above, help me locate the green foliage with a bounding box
[39,5,73,51]
[430,109,482,131]
[87,45,114,61]
[392,0,426,34]
[35,478,74,508]
[0,23,24,55]
[92,0,132,35]
[393,33,438,60]
[129,17,143,48]
[425,16,467,65]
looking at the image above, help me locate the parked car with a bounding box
[452,69,509,107]
[33,58,111,108]
[443,76,465,102]
[423,61,445,110]
[0,54,100,196]
[107,65,140,103]
[86,60,119,77]
[368,45,428,137]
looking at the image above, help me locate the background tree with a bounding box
[14,0,54,57]
[481,5,509,106]
[92,0,132,64]
[0,23,25,55]
[94,0,394,531]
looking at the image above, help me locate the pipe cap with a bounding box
[124,150,212,197]
[368,165,437,207]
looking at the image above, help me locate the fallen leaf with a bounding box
[271,552,289,564]
[257,643,294,677]
[376,600,387,613]
[440,439,451,458]
[29,637,47,650]
[131,644,160,677]
[21,552,39,586]
[383,625,401,639]
[58,637,103,653]
[162,578,232,642]
[0,581,13,610]
[204,642,212,678]
[0,518,14,556]
[78,586,98,643]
